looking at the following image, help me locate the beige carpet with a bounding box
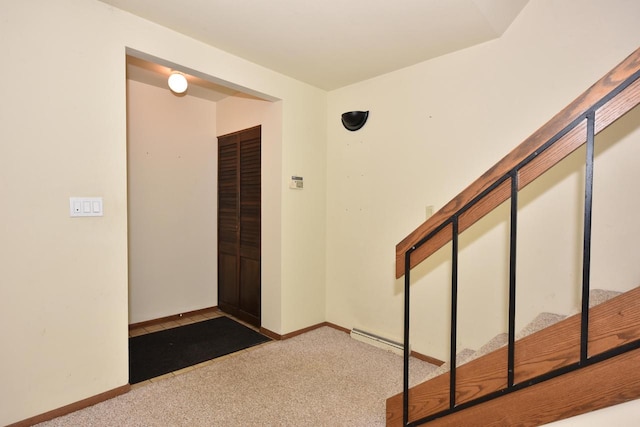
[36,327,438,426]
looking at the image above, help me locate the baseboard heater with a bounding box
[350,328,405,356]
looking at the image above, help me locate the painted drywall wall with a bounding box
[127,79,217,324]
[0,2,130,423]
[0,0,326,424]
[326,0,640,361]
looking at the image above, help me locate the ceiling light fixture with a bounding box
[168,72,188,94]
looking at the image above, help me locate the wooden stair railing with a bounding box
[395,46,640,278]
[392,45,640,426]
[387,286,640,426]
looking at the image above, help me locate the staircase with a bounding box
[388,46,640,426]
[387,287,640,425]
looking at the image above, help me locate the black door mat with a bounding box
[129,316,270,384]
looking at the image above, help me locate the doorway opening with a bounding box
[125,52,280,381]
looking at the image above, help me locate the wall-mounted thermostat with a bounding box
[289,176,303,189]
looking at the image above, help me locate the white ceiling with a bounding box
[110,0,528,92]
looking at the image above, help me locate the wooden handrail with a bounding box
[395,47,640,279]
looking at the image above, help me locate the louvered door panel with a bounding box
[217,126,261,327]
[239,130,261,320]
[217,135,239,309]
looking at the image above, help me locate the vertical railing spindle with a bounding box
[403,248,412,426]
[580,111,596,364]
[508,170,519,387]
[450,217,459,409]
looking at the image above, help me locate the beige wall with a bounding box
[0,0,326,424]
[326,0,640,360]
[127,79,218,323]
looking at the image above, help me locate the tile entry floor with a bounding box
[128,308,270,389]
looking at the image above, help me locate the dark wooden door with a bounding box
[217,126,261,327]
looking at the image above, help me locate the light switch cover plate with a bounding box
[70,197,103,217]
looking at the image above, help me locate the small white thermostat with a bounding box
[289,176,303,189]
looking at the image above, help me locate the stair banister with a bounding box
[394,46,640,426]
[395,47,640,279]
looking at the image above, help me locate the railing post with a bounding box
[403,248,412,426]
[508,170,519,387]
[580,111,596,364]
[450,217,459,409]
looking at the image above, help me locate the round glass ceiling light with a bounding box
[168,72,188,94]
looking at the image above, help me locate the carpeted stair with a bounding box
[387,287,640,426]
[416,289,620,385]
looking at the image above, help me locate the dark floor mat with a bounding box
[129,316,270,384]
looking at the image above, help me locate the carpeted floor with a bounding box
[36,327,438,426]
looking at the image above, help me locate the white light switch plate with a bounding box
[70,197,103,217]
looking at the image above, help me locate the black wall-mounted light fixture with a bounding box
[341,111,369,131]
